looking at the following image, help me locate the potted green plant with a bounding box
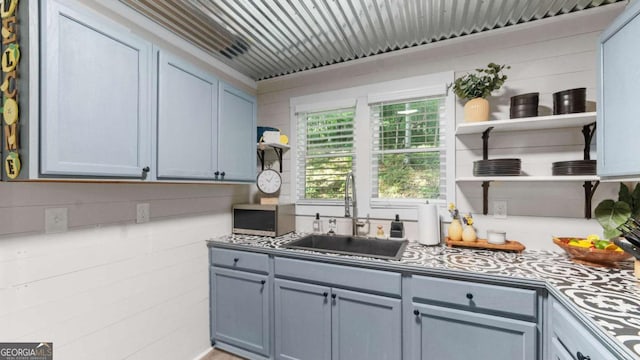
[595,183,640,238]
[451,63,510,122]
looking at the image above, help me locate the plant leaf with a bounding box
[631,184,640,216]
[595,199,631,237]
[603,226,620,239]
[618,183,631,203]
[452,63,509,100]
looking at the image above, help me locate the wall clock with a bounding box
[256,168,282,195]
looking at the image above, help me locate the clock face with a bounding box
[256,169,282,195]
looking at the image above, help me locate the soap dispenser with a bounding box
[389,214,405,239]
[312,213,322,233]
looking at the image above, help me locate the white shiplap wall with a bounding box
[0,183,248,360]
[257,5,626,250]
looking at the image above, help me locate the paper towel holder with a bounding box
[417,201,441,246]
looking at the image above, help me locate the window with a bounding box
[371,97,446,203]
[290,71,454,218]
[296,107,356,201]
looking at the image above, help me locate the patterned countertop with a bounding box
[207,233,640,359]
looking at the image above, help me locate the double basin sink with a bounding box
[283,234,408,260]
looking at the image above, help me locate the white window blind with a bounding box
[370,97,447,203]
[296,107,356,201]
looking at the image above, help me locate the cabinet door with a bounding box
[274,279,331,360]
[211,267,270,356]
[411,303,536,360]
[549,297,615,360]
[157,51,218,179]
[41,0,152,177]
[550,337,575,360]
[218,83,257,181]
[598,1,640,177]
[331,288,402,360]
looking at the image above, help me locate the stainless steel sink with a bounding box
[283,234,408,260]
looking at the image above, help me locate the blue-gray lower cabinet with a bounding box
[410,303,537,360]
[548,297,615,360]
[274,279,402,360]
[210,266,270,357]
[549,337,575,360]
[274,279,331,360]
[332,288,402,360]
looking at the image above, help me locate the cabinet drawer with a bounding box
[210,248,269,274]
[411,275,537,319]
[550,297,613,359]
[274,257,401,297]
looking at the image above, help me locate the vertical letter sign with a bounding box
[1,0,19,179]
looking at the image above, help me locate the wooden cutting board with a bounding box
[445,237,525,253]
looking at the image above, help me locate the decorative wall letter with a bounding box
[1,0,19,179]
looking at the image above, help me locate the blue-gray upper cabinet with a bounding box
[410,303,536,360]
[40,0,152,178]
[210,266,270,357]
[332,288,402,360]
[217,83,257,182]
[157,51,218,179]
[597,0,640,177]
[274,279,331,360]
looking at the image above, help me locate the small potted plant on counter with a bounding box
[451,62,510,122]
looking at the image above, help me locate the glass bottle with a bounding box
[313,213,322,233]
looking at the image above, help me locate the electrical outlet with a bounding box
[493,201,507,219]
[45,208,68,233]
[136,203,150,224]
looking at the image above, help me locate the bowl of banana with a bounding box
[553,235,632,267]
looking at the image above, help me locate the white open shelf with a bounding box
[456,175,600,182]
[257,142,290,150]
[455,112,597,135]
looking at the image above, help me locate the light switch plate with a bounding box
[136,203,150,224]
[45,208,68,233]
[493,200,507,219]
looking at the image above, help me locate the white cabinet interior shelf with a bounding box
[455,112,597,135]
[456,112,598,218]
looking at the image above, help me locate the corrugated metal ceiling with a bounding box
[120,0,624,80]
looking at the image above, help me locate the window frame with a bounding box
[296,106,357,204]
[290,71,455,220]
[369,96,448,206]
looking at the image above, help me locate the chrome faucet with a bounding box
[345,171,365,236]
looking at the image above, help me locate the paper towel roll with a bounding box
[418,203,440,245]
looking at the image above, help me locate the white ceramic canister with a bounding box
[487,230,506,245]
